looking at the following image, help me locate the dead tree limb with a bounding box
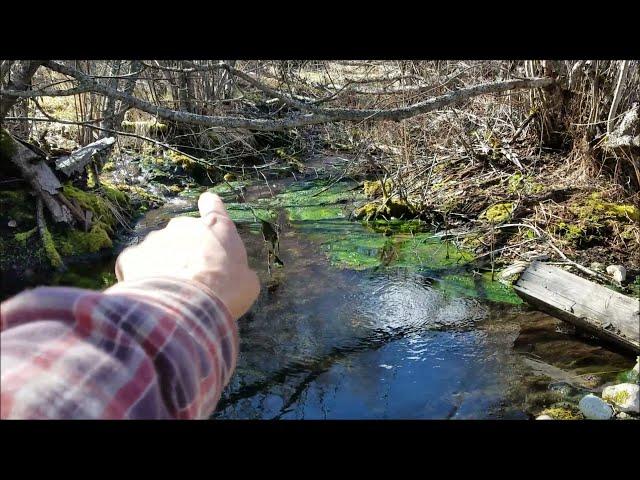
[1,61,555,132]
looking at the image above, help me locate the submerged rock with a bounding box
[578,394,614,419]
[536,415,553,420]
[602,383,639,413]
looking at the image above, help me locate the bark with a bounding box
[55,137,116,176]
[0,60,41,124]
[607,60,630,135]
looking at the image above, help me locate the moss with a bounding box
[482,202,514,223]
[507,173,545,195]
[102,161,115,172]
[275,147,304,172]
[602,389,631,406]
[479,271,523,304]
[121,120,168,135]
[0,129,17,160]
[0,189,36,226]
[354,198,416,221]
[540,406,583,420]
[571,193,640,223]
[166,150,197,171]
[41,223,64,269]
[363,179,393,198]
[101,184,130,208]
[354,201,380,220]
[555,221,587,243]
[14,227,37,246]
[56,226,113,256]
[54,183,129,256]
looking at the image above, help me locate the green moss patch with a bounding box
[540,406,583,420]
[481,202,514,223]
[571,193,640,223]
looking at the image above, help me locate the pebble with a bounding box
[8,220,17,228]
[602,383,639,413]
[578,394,614,420]
[536,415,553,420]
[606,265,626,283]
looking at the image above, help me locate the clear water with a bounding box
[16,156,634,419]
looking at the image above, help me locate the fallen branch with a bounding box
[1,60,555,132]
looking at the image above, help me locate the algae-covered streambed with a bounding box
[9,157,634,419]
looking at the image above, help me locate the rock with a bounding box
[498,261,529,284]
[589,262,605,273]
[536,415,553,420]
[602,383,639,413]
[578,394,614,419]
[616,412,630,420]
[606,265,626,283]
[633,357,639,375]
[7,219,17,228]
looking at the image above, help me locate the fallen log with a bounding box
[55,136,115,176]
[514,261,640,354]
[4,131,74,224]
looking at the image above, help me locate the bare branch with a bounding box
[2,60,554,132]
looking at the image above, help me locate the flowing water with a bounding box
[20,155,635,419]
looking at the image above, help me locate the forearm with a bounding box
[0,278,238,419]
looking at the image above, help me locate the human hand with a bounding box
[115,192,260,319]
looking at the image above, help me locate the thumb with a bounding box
[198,192,229,225]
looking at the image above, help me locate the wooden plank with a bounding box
[514,261,639,354]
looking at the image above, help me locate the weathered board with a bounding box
[514,261,640,354]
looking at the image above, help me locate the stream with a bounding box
[30,155,635,419]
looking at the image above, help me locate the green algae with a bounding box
[437,271,523,305]
[287,205,345,221]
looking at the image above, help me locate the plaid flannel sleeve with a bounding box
[0,277,239,419]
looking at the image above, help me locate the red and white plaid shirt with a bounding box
[0,277,238,419]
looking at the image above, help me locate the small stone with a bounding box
[536,415,553,420]
[616,412,630,420]
[606,265,626,283]
[578,394,614,420]
[633,357,639,375]
[602,383,639,413]
[7,220,17,228]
